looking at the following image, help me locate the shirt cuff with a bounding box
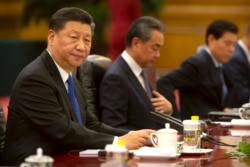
[112,136,118,144]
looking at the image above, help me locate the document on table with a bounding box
[79,149,100,157]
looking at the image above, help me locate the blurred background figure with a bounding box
[157,19,238,120]
[223,23,250,106]
[108,0,141,61]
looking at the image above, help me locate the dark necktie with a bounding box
[141,70,152,98]
[67,75,83,125]
[218,67,228,105]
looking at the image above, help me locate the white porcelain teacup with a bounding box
[20,148,54,167]
[239,103,250,120]
[150,128,178,156]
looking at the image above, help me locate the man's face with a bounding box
[208,31,237,63]
[48,21,92,72]
[134,30,164,68]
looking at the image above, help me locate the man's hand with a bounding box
[223,108,233,112]
[118,129,155,150]
[151,90,172,114]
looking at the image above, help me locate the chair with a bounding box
[0,96,10,121]
[86,54,112,71]
[0,104,6,165]
[74,55,112,120]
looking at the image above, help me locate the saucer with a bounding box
[231,119,250,127]
[229,129,250,136]
[131,146,180,158]
[181,148,213,154]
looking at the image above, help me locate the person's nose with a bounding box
[155,51,160,58]
[228,44,235,54]
[76,40,86,51]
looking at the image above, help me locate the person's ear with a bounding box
[47,29,56,46]
[131,37,141,50]
[207,34,216,45]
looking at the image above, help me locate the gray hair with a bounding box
[125,16,165,47]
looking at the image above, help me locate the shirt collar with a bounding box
[47,49,69,84]
[238,40,250,63]
[204,47,222,68]
[121,50,143,76]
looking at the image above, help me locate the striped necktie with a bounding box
[67,75,83,125]
[141,70,152,98]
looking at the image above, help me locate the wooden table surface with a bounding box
[53,124,250,167]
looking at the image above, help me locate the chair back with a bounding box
[74,55,112,119]
[0,104,6,165]
[87,54,112,71]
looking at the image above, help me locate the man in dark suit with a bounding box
[157,19,238,120]
[223,23,250,106]
[3,7,153,165]
[100,16,177,131]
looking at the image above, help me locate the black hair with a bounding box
[48,7,95,35]
[205,19,238,44]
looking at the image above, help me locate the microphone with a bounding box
[150,111,236,147]
[150,111,183,132]
[201,132,236,147]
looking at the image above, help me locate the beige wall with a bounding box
[1,0,250,71]
[0,0,23,38]
[156,0,250,70]
[0,0,47,40]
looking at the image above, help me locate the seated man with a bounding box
[157,19,238,120]
[100,16,178,130]
[3,7,153,166]
[223,23,250,106]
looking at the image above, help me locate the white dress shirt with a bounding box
[121,50,146,89]
[238,40,250,65]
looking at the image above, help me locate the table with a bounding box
[53,124,250,167]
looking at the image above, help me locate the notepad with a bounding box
[79,149,100,157]
[231,119,250,127]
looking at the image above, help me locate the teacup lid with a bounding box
[158,128,177,133]
[25,148,54,163]
[182,119,200,125]
[242,103,250,108]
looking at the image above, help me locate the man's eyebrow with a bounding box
[154,43,162,47]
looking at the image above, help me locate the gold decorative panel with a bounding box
[157,0,250,70]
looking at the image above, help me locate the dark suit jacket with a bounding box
[3,50,128,165]
[73,57,111,120]
[73,61,100,119]
[223,43,250,106]
[100,56,164,130]
[157,50,236,120]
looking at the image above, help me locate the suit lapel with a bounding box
[119,57,154,110]
[237,44,250,74]
[203,52,222,105]
[41,50,81,123]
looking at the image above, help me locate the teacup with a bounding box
[238,103,250,120]
[150,128,178,155]
[20,156,54,167]
[20,148,54,167]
